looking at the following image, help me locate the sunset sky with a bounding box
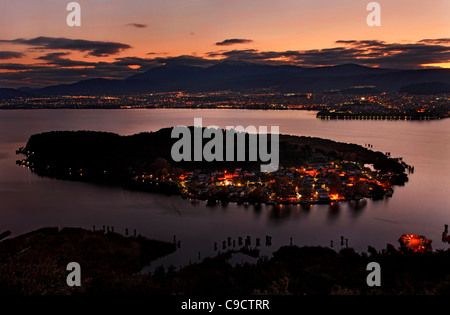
[0,0,449,88]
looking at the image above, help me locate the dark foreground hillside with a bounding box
[0,227,176,295]
[1,227,450,295]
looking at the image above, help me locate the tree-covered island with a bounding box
[16,127,409,205]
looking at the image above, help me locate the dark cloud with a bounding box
[333,40,450,68]
[112,56,160,70]
[0,54,218,88]
[207,39,450,69]
[0,63,38,71]
[335,40,357,44]
[35,52,99,67]
[336,40,386,47]
[146,52,168,56]
[419,38,450,45]
[0,37,131,57]
[209,47,360,64]
[111,55,216,69]
[207,49,263,60]
[1,38,449,88]
[152,55,217,67]
[126,23,147,28]
[215,39,253,46]
[0,51,24,60]
[0,60,141,88]
[36,52,71,62]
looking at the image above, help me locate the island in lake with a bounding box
[16,127,409,205]
[0,227,176,295]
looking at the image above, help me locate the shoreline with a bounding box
[1,106,449,120]
[317,111,447,120]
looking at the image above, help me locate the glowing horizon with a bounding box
[0,0,449,88]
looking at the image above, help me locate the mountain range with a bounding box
[2,61,450,97]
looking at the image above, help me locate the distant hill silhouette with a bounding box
[6,62,450,96]
[0,88,34,99]
[398,81,450,94]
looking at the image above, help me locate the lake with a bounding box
[0,109,449,269]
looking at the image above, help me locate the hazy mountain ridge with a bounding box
[0,88,35,99]
[1,62,449,97]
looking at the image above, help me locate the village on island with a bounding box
[133,148,407,207]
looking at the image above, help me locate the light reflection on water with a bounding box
[0,109,449,269]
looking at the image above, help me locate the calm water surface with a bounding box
[0,109,449,269]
